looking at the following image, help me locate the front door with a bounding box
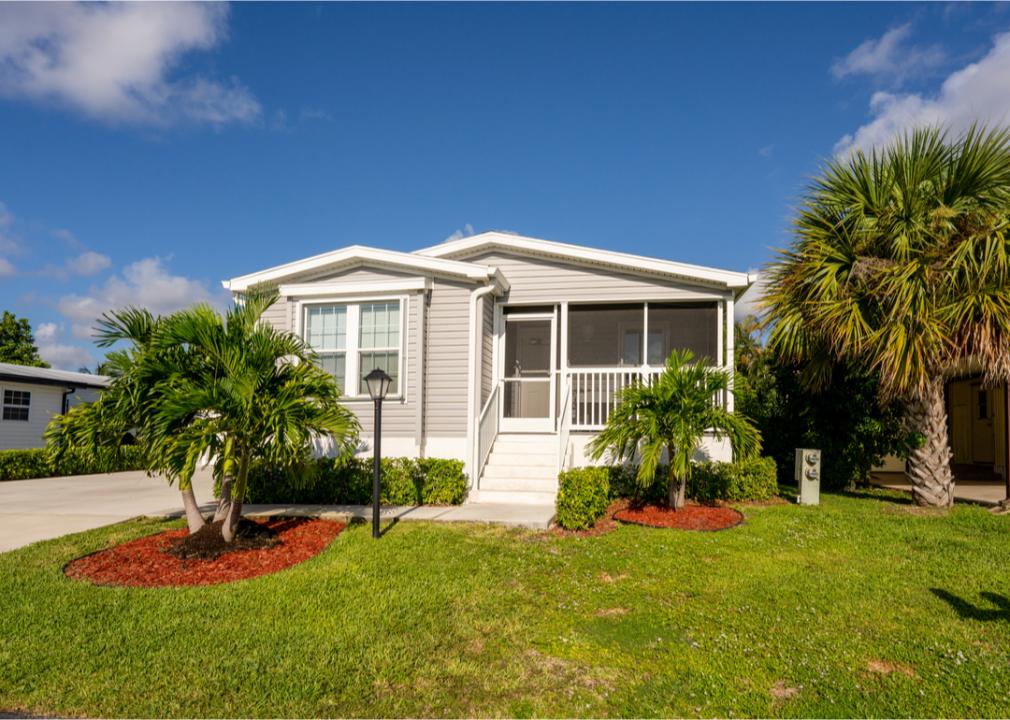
[972,383,996,464]
[501,313,555,432]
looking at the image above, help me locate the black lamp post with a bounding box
[364,367,393,539]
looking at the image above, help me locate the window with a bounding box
[358,301,400,394]
[303,299,403,398]
[2,389,30,421]
[979,389,989,420]
[304,305,348,391]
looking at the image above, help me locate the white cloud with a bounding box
[443,223,475,242]
[735,271,767,322]
[57,257,227,339]
[33,322,93,370]
[757,145,774,158]
[66,251,112,277]
[0,257,14,277]
[836,28,1010,154]
[0,2,260,126]
[831,24,945,85]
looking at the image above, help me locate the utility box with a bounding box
[795,448,821,505]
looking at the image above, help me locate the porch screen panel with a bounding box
[647,302,718,365]
[568,304,643,367]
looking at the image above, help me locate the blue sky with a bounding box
[1,2,1008,368]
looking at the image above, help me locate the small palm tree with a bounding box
[47,293,359,543]
[588,350,761,509]
[763,125,1010,506]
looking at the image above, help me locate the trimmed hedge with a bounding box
[690,457,778,502]
[0,446,147,481]
[556,456,779,524]
[242,456,467,506]
[555,467,610,530]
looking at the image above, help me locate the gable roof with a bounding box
[0,362,110,389]
[415,231,754,290]
[223,245,509,293]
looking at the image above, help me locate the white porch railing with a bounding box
[557,375,573,472]
[476,382,500,480]
[566,368,664,430]
[564,367,725,430]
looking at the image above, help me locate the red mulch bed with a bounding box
[64,518,345,588]
[613,503,743,531]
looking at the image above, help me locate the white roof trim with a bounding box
[224,245,502,293]
[279,277,431,297]
[415,231,753,289]
[0,362,110,388]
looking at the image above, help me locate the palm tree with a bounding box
[47,293,359,542]
[763,126,1010,507]
[588,350,760,509]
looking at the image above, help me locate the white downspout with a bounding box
[465,284,497,486]
[725,295,735,412]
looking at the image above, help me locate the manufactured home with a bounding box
[224,232,754,505]
[0,363,109,451]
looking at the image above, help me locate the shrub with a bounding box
[689,457,778,502]
[242,456,467,506]
[577,456,779,506]
[0,446,146,481]
[555,467,610,530]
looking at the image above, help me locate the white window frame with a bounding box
[297,294,409,403]
[1,387,31,422]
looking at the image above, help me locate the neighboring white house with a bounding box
[224,231,755,504]
[0,363,109,451]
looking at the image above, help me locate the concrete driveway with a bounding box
[0,469,216,552]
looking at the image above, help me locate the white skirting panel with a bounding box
[568,432,732,467]
[422,436,468,462]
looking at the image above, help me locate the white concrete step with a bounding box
[481,463,558,480]
[491,435,558,453]
[484,452,556,470]
[478,475,559,493]
[468,489,557,506]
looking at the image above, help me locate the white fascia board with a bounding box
[279,277,430,297]
[223,244,497,292]
[415,232,753,289]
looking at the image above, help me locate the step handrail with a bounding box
[476,381,501,482]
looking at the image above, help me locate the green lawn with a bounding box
[2,490,1010,718]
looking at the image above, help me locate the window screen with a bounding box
[568,304,643,367]
[358,302,400,394]
[647,302,718,364]
[304,305,348,390]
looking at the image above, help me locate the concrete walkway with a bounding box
[239,502,556,529]
[0,469,216,552]
[871,472,1008,507]
[0,469,555,553]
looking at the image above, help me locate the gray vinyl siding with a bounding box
[260,295,293,333]
[279,264,421,286]
[480,295,494,407]
[424,279,471,437]
[0,381,64,450]
[465,250,728,304]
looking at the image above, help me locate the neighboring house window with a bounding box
[305,305,348,391]
[358,301,400,395]
[2,389,30,421]
[303,299,403,398]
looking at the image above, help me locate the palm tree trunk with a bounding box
[221,447,251,543]
[180,484,206,534]
[213,476,233,523]
[668,444,686,510]
[906,377,955,507]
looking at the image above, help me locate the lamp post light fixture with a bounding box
[364,367,393,539]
